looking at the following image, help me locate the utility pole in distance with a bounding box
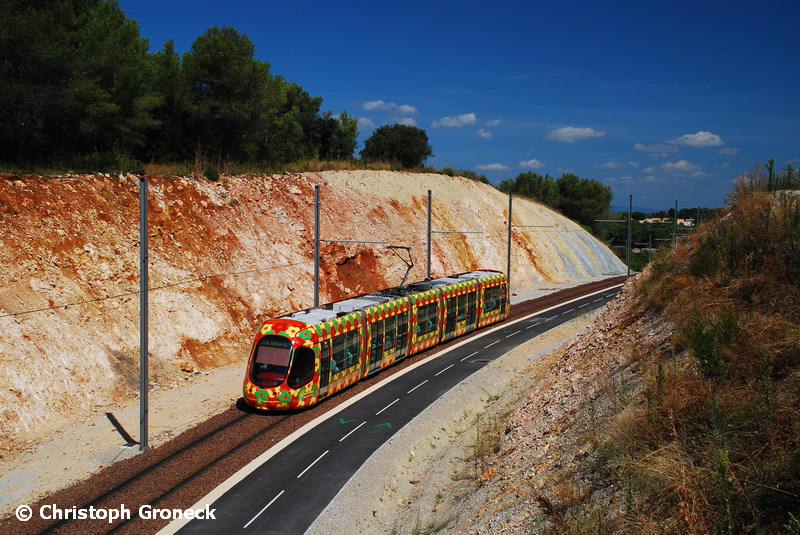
[672,199,678,247]
[139,176,149,452]
[627,194,632,278]
[426,189,432,280]
[506,192,513,286]
[313,185,320,307]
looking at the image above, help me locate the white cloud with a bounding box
[398,117,417,126]
[644,175,661,183]
[662,160,702,174]
[600,161,639,170]
[643,166,656,173]
[357,117,375,130]
[485,119,504,127]
[519,159,544,169]
[363,100,418,114]
[669,130,724,147]
[721,162,731,169]
[557,166,574,174]
[718,147,739,155]
[476,128,492,140]
[546,126,607,143]
[477,163,509,171]
[432,113,477,128]
[633,142,679,155]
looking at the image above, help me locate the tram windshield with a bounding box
[251,335,292,387]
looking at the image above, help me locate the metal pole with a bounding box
[314,185,320,308]
[627,193,632,277]
[506,192,513,285]
[426,189,432,280]
[672,200,678,247]
[139,176,149,452]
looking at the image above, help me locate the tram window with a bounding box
[457,294,467,321]
[370,321,383,361]
[499,284,507,314]
[332,334,346,373]
[319,339,331,388]
[467,292,477,324]
[397,312,409,350]
[384,316,396,350]
[287,346,315,388]
[483,286,499,312]
[446,297,457,334]
[251,335,292,387]
[344,330,361,368]
[417,303,438,335]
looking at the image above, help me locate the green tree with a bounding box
[499,172,560,207]
[556,173,613,227]
[182,27,271,161]
[360,124,432,168]
[0,0,158,165]
[147,40,186,160]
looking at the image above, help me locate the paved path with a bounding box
[177,286,622,534]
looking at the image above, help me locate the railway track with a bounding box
[2,276,625,535]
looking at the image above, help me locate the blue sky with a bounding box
[121,0,799,209]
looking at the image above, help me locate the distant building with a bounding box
[639,217,695,227]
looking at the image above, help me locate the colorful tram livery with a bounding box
[243,270,510,411]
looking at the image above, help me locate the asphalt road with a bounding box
[178,286,622,534]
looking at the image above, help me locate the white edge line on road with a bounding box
[375,399,399,416]
[338,421,366,442]
[158,281,623,534]
[484,340,500,349]
[505,330,521,338]
[460,351,479,362]
[434,364,454,376]
[243,489,285,529]
[296,449,329,479]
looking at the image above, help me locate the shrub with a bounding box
[204,164,220,181]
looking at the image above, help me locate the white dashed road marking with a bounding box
[339,422,366,442]
[461,351,479,362]
[407,379,428,394]
[505,330,521,338]
[561,308,575,315]
[484,340,500,349]
[296,450,329,478]
[435,364,454,376]
[243,490,285,529]
[375,399,399,416]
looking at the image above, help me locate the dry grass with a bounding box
[598,178,800,533]
[452,410,512,485]
[142,159,401,177]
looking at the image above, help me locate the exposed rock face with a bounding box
[0,170,625,446]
